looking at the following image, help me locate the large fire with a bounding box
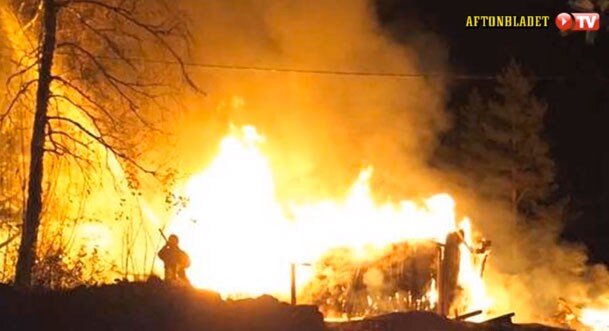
[165,124,492,318]
[2,2,609,328]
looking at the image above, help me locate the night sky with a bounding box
[376,0,609,264]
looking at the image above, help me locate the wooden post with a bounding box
[439,231,462,317]
[436,244,445,316]
[291,263,296,305]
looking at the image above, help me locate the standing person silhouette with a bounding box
[158,234,191,284]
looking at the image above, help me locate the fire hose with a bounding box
[148,228,169,276]
[158,228,168,243]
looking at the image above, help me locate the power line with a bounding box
[0,28,600,82]
[105,56,573,81]
[0,47,576,81]
[90,55,500,80]
[133,58,496,80]
[95,55,488,79]
[179,61,485,79]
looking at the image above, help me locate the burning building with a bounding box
[164,125,493,321]
[1,0,609,330]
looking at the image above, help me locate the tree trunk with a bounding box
[14,0,58,289]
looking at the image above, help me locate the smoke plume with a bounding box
[149,0,609,324]
[159,0,449,203]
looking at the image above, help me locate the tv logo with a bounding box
[555,12,600,31]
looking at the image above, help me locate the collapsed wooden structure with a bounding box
[299,230,482,319]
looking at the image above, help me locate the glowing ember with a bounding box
[426,278,439,308]
[165,125,489,315]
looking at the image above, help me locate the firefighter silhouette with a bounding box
[158,234,191,283]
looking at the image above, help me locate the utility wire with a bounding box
[177,61,472,79]
[0,46,580,81]
[95,55,572,81]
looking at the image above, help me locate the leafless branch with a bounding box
[48,90,115,131]
[8,45,40,68]
[47,115,156,176]
[56,42,158,128]
[45,121,98,181]
[48,126,94,151]
[64,6,136,69]
[6,61,38,87]
[1,79,37,124]
[44,140,95,186]
[67,0,200,92]
[51,77,119,126]
[0,233,19,250]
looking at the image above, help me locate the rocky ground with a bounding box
[0,281,572,331]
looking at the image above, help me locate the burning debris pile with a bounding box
[302,242,442,318]
[300,232,487,320]
[554,299,609,331]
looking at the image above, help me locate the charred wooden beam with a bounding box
[439,231,462,316]
[482,312,516,325]
[436,244,444,315]
[454,310,483,321]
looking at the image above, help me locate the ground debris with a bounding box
[0,282,325,331]
[326,311,575,331]
[0,283,576,331]
[327,311,470,331]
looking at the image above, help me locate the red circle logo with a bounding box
[555,13,573,31]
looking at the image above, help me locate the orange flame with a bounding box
[165,125,489,315]
[580,308,609,331]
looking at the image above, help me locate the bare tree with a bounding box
[2,0,196,288]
